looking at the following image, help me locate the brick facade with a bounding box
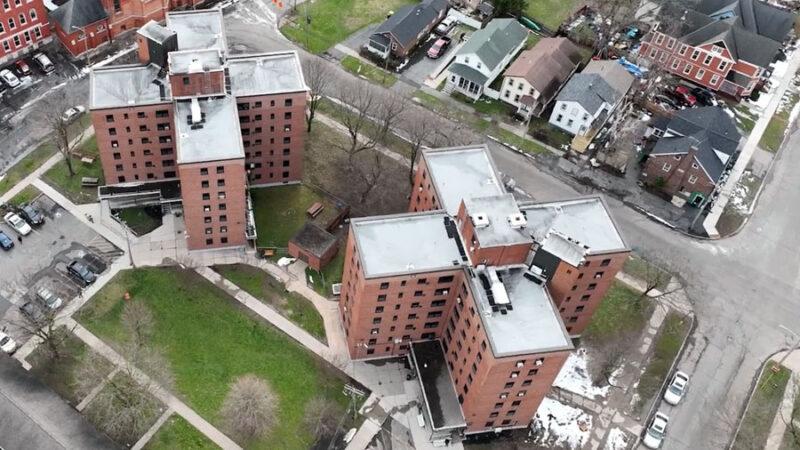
[641,150,716,199]
[0,0,50,65]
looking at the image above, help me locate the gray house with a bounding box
[366,0,449,60]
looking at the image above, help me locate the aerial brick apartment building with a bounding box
[340,145,628,442]
[89,9,308,250]
[0,0,51,65]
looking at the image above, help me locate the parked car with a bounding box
[0,230,13,250]
[0,331,16,354]
[17,203,44,226]
[427,36,451,58]
[0,69,20,88]
[672,85,697,107]
[691,86,718,106]
[434,16,457,35]
[643,412,669,449]
[663,371,689,405]
[4,212,32,236]
[19,301,45,322]
[32,52,54,73]
[36,286,63,310]
[67,260,96,286]
[654,94,681,110]
[61,105,86,124]
[14,59,31,77]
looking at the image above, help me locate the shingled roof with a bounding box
[696,0,795,42]
[49,0,107,31]
[457,19,529,71]
[371,0,448,50]
[503,37,582,104]
[555,60,633,114]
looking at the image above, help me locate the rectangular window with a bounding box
[688,174,698,184]
[695,69,705,80]
[691,49,700,60]
[683,64,692,75]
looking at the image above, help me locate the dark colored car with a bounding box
[14,59,31,77]
[17,203,44,226]
[0,231,13,250]
[691,86,718,106]
[19,301,44,322]
[654,94,680,110]
[427,36,451,59]
[67,260,96,286]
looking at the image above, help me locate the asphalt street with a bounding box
[0,1,796,448]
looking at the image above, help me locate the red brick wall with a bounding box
[547,251,628,335]
[54,19,110,57]
[0,0,50,64]
[169,71,225,97]
[408,156,441,212]
[288,240,339,271]
[642,152,716,198]
[100,0,168,37]
[455,202,531,267]
[178,159,248,250]
[235,92,307,185]
[92,104,178,184]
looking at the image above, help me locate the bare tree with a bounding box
[302,56,334,132]
[39,91,85,177]
[77,345,173,446]
[220,374,278,443]
[354,146,385,205]
[303,396,341,444]
[373,92,407,145]
[121,301,155,349]
[403,112,436,185]
[15,309,73,362]
[334,81,381,165]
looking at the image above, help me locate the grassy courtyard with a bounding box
[583,281,653,346]
[250,184,339,249]
[212,263,327,342]
[145,415,218,450]
[525,0,580,30]
[0,141,57,197]
[306,249,346,297]
[341,56,397,88]
[760,92,799,153]
[280,0,415,54]
[115,206,163,236]
[76,267,353,449]
[734,363,791,449]
[43,135,104,204]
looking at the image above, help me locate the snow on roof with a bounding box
[90,64,169,109]
[350,212,465,278]
[175,96,244,164]
[166,9,226,53]
[226,51,308,97]
[422,145,504,215]
[470,266,572,357]
[168,49,223,74]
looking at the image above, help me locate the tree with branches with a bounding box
[354,149,385,205]
[219,374,278,443]
[301,56,334,132]
[303,396,341,445]
[373,93,407,145]
[121,301,155,349]
[15,307,73,362]
[334,81,382,165]
[39,91,85,177]
[402,111,436,185]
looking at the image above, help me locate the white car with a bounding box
[663,371,689,405]
[36,286,63,310]
[4,212,32,236]
[0,331,16,354]
[643,412,669,449]
[62,105,86,123]
[0,68,20,88]
[434,16,457,35]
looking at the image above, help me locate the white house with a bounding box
[445,19,528,100]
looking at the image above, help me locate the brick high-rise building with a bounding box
[0,0,51,65]
[340,145,628,442]
[89,9,308,250]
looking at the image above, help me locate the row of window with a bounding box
[113,148,173,159]
[245,149,291,158]
[237,98,293,110]
[110,136,172,147]
[204,237,229,245]
[115,160,174,171]
[0,25,40,52]
[2,0,33,10]
[0,9,36,34]
[105,110,170,122]
[652,33,729,71]
[108,123,170,134]
[241,126,293,137]
[240,111,292,122]
[661,162,700,184]
[117,172,174,183]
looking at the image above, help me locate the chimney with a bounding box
[191,98,202,124]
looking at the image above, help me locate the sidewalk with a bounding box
[766,375,797,449]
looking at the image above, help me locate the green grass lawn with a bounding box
[341,56,397,88]
[212,264,327,342]
[0,141,57,197]
[734,363,791,450]
[583,281,653,345]
[250,184,336,248]
[316,98,413,158]
[780,387,800,450]
[145,415,219,450]
[528,116,572,149]
[280,0,415,53]
[760,92,799,153]
[43,135,104,204]
[76,267,353,449]
[525,0,580,30]
[8,185,41,206]
[733,103,759,134]
[306,249,345,297]
[635,312,691,412]
[623,255,672,292]
[115,207,163,236]
[453,92,513,117]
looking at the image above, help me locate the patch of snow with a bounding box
[277,257,295,267]
[533,398,592,450]
[604,428,630,450]
[554,348,621,400]
[730,170,756,213]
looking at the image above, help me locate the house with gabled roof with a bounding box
[641,106,742,206]
[366,0,448,60]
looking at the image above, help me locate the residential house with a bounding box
[445,18,528,100]
[638,0,794,98]
[500,37,583,119]
[548,59,634,138]
[366,0,448,60]
[49,0,109,58]
[641,106,741,206]
[0,0,51,66]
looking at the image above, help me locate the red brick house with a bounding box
[49,0,109,57]
[288,223,339,271]
[0,0,51,66]
[641,106,741,206]
[638,0,795,98]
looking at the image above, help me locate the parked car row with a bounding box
[656,84,718,112]
[0,52,55,89]
[0,202,45,250]
[643,371,690,448]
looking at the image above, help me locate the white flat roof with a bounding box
[351,212,466,278]
[464,194,531,248]
[470,266,572,357]
[423,145,504,215]
[90,65,169,109]
[175,97,244,164]
[227,52,308,97]
[166,9,226,52]
[520,197,627,258]
[169,49,223,74]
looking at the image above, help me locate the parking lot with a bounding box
[0,193,121,344]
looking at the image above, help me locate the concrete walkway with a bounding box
[704,49,800,237]
[766,376,797,449]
